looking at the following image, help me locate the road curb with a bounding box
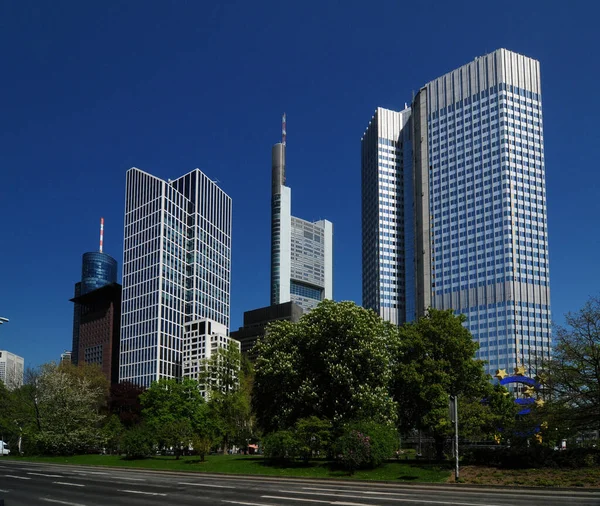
[5,459,600,495]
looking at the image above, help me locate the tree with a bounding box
[28,363,106,455]
[109,381,145,428]
[140,378,205,451]
[203,348,255,452]
[161,419,193,459]
[254,300,401,433]
[102,414,125,454]
[295,416,332,460]
[393,308,491,460]
[543,296,600,434]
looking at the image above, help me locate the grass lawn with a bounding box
[4,454,450,483]
[456,465,600,488]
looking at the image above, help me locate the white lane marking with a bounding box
[87,471,109,475]
[179,481,235,488]
[119,489,167,496]
[262,497,330,504]
[40,499,88,506]
[3,474,31,479]
[0,488,9,492]
[117,476,146,481]
[28,472,64,478]
[52,481,85,487]
[222,501,277,506]
[280,490,504,506]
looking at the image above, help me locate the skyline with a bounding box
[1,1,599,368]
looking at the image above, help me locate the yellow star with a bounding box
[541,421,549,430]
[523,385,535,397]
[535,398,545,407]
[514,365,526,376]
[535,433,543,443]
[535,372,547,384]
[494,434,501,444]
[495,369,508,380]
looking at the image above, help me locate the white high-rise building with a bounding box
[120,167,232,388]
[0,350,24,390]
[271,130,333,313]
[362,49,551,376]
[182,318,240,398]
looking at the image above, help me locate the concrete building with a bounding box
[0,350,24,390]
[230,301,303,356]
[271,117,333,313]
[361,49,551,376]
[182,318,240,398]
[120,167,232,388]
[71,282,121,384]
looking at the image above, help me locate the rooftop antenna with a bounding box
[282,113,286,146]
[99,217,104,253]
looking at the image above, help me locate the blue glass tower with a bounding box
[71,221,118,365]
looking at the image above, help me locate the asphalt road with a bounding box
[0,460,599,506]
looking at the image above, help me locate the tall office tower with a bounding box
[361,107,413,325]
[0,350,24,390]
[120,167,232,388]
[362,49,551,376]
[270,116,334,313]
[71,219,118,365]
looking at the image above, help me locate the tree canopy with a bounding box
[253,300,401,432]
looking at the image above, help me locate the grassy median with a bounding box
[3,454,451,483]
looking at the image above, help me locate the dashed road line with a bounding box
[28,472,64,478]
[52,481,86,487]
[3,475,31,480]
[40,499,88,506]
[119,489,167,496]
[179,481,235,488]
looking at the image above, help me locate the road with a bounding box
[0,460,599,506]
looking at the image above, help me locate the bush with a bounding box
[262,430,299,462]
[295,417,332,460]
[122,427,153,459]
[335,420,397,472]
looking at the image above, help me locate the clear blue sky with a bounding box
[1,0,598,368]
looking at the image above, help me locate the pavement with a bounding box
[0,460,599,506]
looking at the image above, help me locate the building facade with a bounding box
[230,301,303,355]
[120,167,232,388]
[0,350,24,390]
[182,318,240,398]
[71,282,122,384]
[71,231,118,365]
[362,49,551,376]
[271,136,333,313]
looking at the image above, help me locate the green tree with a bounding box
[140,378,205,450]
[102,414,125,454]
[295,416,332,460]
[28,363,106,455]
[161,419,193,459]
[542,296,600,434]
[393,308,491,460]
[254,300,400,432]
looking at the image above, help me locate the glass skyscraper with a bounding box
[271,138,333,313]
[120,167,231,388]
[362,49,551,376]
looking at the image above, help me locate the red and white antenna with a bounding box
[99,217,104,253]
[282,113,286,146]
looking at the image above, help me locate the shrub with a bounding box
[262,430,299,462]
[335,420,398,472]
[461,446,600,469]
[295,416,332,460]
[122,426,153,459]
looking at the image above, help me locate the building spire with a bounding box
[282,113,286,146]
[99,217,104,253]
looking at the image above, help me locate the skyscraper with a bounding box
[71,219,118,365]
[0,350,24,390]
[362,49,551,376]
[120,167,232,388]
[271,116,333,313]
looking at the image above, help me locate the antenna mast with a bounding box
[99,217,104,253]
[282,113,286,146]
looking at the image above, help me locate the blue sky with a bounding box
[1,0,599,367]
